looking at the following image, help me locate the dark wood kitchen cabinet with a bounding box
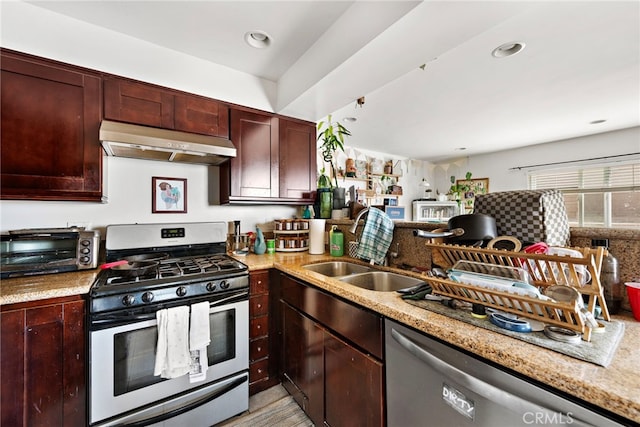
[1,295,86,427]
[277,274,384,427]
[278,118,317,200]
[0,49,103,201]
[220,109,316,204]
[248,269,278,395]
[103,77,229,137]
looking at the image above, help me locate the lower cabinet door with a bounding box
[324,332,384,427]
[280,303,324,426]
[1,298,86,427]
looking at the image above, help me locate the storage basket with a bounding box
[348,241,359,258]
[473,190,570,246]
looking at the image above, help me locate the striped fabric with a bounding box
[355,207,394,265]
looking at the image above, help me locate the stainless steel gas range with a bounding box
[88,222,249,427]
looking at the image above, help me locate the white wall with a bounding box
[0,1,277,111]
[431,126,640,194]
[0,157,297,235]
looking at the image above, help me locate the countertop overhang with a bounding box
[1,252,638,424]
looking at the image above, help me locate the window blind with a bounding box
[529,163,640,194]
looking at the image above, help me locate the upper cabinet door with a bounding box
[0,50,103,201]
[104,77,230,138]
[220,110,316,205]
[225,109,278,200]
[174,94,229,138]
[279,119,316,201]
[103,78,174,128]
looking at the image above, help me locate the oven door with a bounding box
[89,296,248,425]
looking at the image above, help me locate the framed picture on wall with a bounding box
[456,177,489,212]
[152,177,187,213]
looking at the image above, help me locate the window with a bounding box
[528,162,640,228]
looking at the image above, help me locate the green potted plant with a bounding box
[317,114,351,210]
[448,172,473,211]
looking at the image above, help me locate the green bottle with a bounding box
[329,226,344,257]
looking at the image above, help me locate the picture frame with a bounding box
[456,177,489,212]
[152,176,187,213]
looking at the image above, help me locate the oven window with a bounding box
[113,308,237,396]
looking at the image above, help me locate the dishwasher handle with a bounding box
[390,328,593,427]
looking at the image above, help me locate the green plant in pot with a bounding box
[448,171,473,211]
[317,114,351,210]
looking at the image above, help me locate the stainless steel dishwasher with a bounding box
[385,319,627,427]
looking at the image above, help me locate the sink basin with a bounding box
[302,261,374,277]
[339,271,426,292]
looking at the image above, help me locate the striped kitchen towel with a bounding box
[355,207,394,265]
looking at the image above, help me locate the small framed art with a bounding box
[152,176,187,213]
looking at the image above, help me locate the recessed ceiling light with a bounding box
[244,31,271,49]
[455,147,467,151]
[590,119,607,124]
[491,42,525,58]
[344,117,357,123]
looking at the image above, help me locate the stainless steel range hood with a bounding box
[99,120,236,165]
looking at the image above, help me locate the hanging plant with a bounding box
[317,114,351,188]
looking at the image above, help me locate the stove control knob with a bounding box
[220,280,230,290]
[176,286,187,297]
[122,295,136,306]
[206,282,217,292]
[142,292,154,303]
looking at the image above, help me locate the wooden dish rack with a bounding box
[421,243,610,341]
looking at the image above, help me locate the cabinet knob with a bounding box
[256,324,261,330]
[257,346,262,352]
[257,303,262,309]
[257,368,263,374]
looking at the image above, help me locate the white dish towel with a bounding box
[188,301,211,383]
[154,306,191,379]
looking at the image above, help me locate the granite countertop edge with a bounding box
[1,253,638,423]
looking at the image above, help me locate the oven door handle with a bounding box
[209,290,248,307]
[118,374,248,427]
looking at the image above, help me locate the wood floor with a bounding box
[217,384,313,426]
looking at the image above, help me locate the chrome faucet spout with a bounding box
[349,208,370,234]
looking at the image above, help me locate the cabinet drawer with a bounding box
[249,358,269,383]
[250,336,269,362]
[250,294,268,318]
[250,270,270,294]
[281,274,383,359]
[250,316,268,339]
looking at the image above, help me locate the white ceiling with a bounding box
[27,1,640,162]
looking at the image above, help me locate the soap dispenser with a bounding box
[254,227,266,255]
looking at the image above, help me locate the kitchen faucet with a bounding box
[349,207,370,234]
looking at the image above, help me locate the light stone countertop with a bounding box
[1,252,638,424]
[240,252,640,425]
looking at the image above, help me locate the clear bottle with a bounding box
[592,239,622,314]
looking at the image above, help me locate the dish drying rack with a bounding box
[421,243,610,341]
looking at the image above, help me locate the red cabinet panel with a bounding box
[1,49,103,201]
[1,296,86,427]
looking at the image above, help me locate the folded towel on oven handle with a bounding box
[188,301,211,383]
[154,306,191,379]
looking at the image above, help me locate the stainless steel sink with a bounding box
[302,261,374,277]
[339,271,426,292]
